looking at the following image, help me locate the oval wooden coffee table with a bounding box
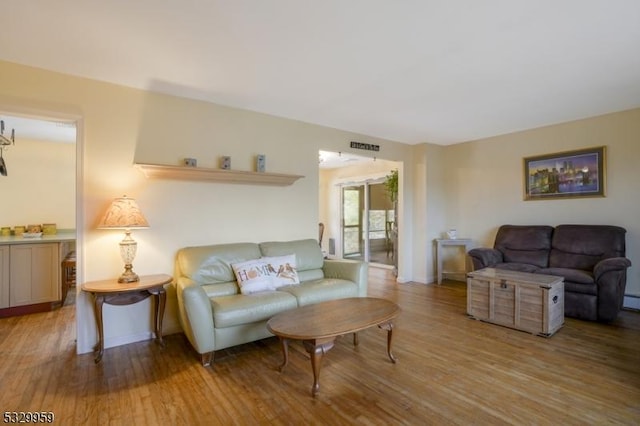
[267,297,400,396]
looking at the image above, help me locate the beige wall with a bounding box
[0,60,414,354]
[0,138,75,229]
[425,108,640,300]
[412,143,447,283]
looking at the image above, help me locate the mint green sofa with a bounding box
[174,239,367,366]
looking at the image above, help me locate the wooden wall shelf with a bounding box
[134,163,304,186]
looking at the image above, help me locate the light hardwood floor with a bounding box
[1,268,639,425]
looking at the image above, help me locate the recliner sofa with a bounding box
[468,224,631,322]
[174,238,367,366]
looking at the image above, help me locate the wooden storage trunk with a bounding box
[467,268,564,337]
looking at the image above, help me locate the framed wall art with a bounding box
[523,146,606,200]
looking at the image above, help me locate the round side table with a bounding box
[81,274,172,363]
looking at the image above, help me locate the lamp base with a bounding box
[118,264,140,283]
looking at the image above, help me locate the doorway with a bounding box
[0,112,78,308]
[342,181,395,266]
[318,150,399,269]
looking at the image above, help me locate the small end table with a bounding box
[434,238,473,284]
[81,274,172,363]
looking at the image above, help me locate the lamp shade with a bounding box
[97,196,149,229]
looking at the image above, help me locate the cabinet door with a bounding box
[10,244,60,307]
[0,246,9,309]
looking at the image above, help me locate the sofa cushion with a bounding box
[537,267,594,285]
[563,281,597,296]
[231,259,276,294]
[177,243,262,284]
[278,278,358,306]
[494,262,540,273]
[201,282,239,298]
[549,225,627,270]
[494,225,553,268]
[260,239,324,272]
[211,291,297,328]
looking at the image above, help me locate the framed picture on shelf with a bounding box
[523,146,606,200]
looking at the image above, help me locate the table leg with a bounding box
[277,337,290,372]
[353,332,359,346]
[378,321,397,363]
[303,338,335,397]
[93,294,105,363]
[150,288,166,347]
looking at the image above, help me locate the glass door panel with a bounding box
[342,183,394,266]
[342,186,363,257]
[367,183,394,266]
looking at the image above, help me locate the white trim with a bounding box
[104,332,155,350]
[0,104,84,354]
[414,275,430,284]
[74,118,84,354]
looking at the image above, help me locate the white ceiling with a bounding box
[2,1,640,145]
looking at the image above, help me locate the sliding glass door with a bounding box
[342,186,363,258]
[342,182,394,266]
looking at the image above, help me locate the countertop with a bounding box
[0,230,76,245]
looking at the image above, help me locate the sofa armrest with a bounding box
[323,259,368,297]
[468,248,503,270]
[593,257,632,281]
[175,277,216,354]
[593,257,632,322]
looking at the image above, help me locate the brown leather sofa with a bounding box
[468,224,632,322]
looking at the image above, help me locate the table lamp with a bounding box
[97,195,149,283]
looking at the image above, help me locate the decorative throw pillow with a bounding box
[262,254,300,288]
[231,259,275,294]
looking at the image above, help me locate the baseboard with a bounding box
[104,331,155,350]
[77,325,184,355]
[413,275,429,284]
[76,332,155,356]
[103,321,185,349]
[396,275,411,283]
[623,294,640,310]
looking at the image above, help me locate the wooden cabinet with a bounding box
[0,243,62,315]
[9,243,60,307]
[0,246,9,309]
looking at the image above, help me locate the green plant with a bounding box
[384,169,398,203]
